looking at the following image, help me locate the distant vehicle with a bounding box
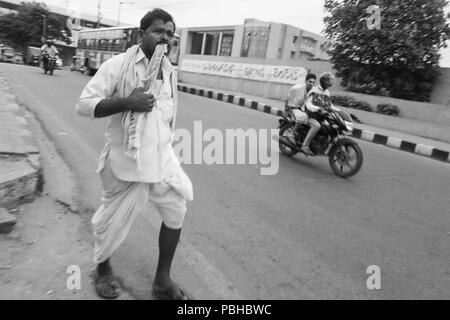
[0,45,15,63]
[70,55,83,72]
[12,53,24,65]
[76,26,180,76]
[27,46,41,66]
[55,57,63,69]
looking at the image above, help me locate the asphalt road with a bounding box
[1,63,449,299]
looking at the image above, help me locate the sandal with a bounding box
[94,273,120,299]
[152,284,193,300]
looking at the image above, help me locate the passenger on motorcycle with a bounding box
[284,73,316,143]
[40,39,58,72]
[300,72,340,156]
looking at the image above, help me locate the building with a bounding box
[179,18,331,61]
[178,18,335,102]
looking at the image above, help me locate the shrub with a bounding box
[376,104,400,116]
[331,95,373,112]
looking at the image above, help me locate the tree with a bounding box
[323,0,450,101]
[0,1,71,55]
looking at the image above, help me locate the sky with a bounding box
[42,0,328,33]
[28,0,450,67]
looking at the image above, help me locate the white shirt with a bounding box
[286,83,308,108]
[76,48,180,184]
[41,45,58,57]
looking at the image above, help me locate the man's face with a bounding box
[305,78,316,91]
[140,19,175,59]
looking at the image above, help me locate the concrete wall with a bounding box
[231,25,244,57]
[178,54,345,100]
[266,23,284,59]
[430,67,450,106]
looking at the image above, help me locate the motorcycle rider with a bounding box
[300,71,339,156]
[284,73,317,144]
[40,39,58,73]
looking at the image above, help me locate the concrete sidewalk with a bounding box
[177,83,450,163]
[0,75,42,211]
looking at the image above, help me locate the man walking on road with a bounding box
[76,8,194,300]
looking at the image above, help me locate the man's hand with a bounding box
[126,88,155,113]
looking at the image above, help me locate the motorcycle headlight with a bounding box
[332,124,340,129]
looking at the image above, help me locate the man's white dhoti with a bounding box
[92,157,188,264]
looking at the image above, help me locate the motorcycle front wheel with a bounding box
[328,138,363,178]
[278,123,298,157]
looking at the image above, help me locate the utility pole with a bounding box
[96,0,102,28]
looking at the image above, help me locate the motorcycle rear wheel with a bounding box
[328,138,363,178]
[279,124,298,157]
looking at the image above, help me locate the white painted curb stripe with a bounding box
[386,137,403,149]
[361,130,375,142]
[415,144,434,157]
[256,102,265,112]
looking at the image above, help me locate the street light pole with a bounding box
[36,12,47,41]
[117,2,133,27]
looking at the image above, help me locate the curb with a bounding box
[0,74,42,208]
[177,84,450,164]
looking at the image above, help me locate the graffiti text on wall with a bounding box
[180,59,308,85]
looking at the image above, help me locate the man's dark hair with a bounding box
[306,73,317,81]
[140,8,176,32]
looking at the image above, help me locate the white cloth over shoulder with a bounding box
[112,45,192,201]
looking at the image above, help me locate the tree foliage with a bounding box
[0,2,71,54]
[323,0,450,101]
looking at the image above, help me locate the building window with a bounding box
[293,36,298,44]
[191,32,203,54]
[204,32,220,55]
[220,33,234,56]
[190,31,234,56]
[290,51,296,59]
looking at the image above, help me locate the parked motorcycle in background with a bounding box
[274,107,364,178]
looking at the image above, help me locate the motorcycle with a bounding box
[275,107,363,178]
[42,54,56,75]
